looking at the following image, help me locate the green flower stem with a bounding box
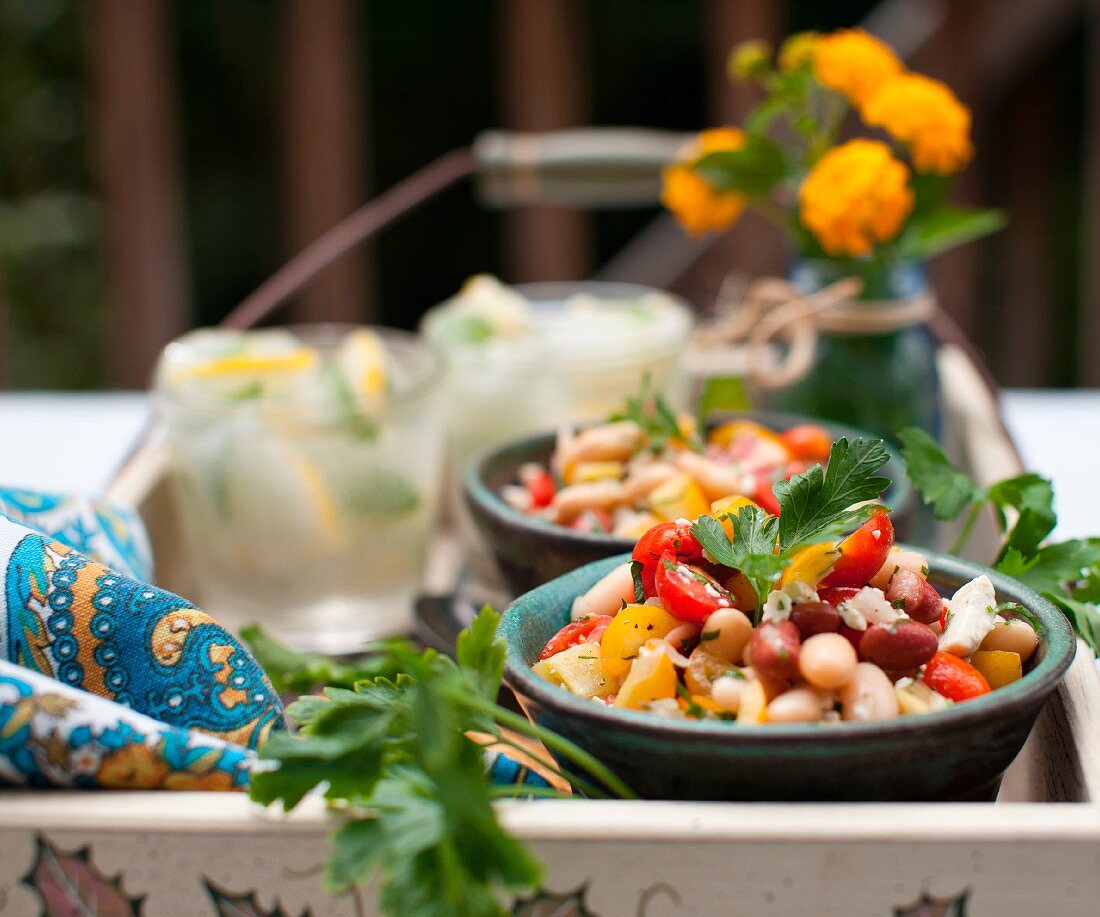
[482,702,639,800]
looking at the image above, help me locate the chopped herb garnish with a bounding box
[691,437,891,622]
[609,373,698,452]
[700,630,720,642]
[891,598,907,610]
[630,560,646,603]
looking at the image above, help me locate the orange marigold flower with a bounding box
[862,72,974,175]
[813,29,903,106]
[661,127,747,237]
[799,139,913,257]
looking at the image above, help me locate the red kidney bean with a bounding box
[858,620,939,671]
[789,601,841,640]
[838,624,864,653]
[747,621,801,683]
[885,570,943,625]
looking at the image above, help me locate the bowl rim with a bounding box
[499,547,1076,743]
[465,410,914,551]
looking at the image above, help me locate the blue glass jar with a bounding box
[767,260,942,445]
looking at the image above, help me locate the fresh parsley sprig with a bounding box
[244,608,635,917]
[609,372,699,451]
[899,427,1100,656]
[691,437,891,618]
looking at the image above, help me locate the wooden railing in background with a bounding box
[84,0,1100,390]
[89,0,189,388]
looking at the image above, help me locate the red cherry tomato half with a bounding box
[779,424,834,462]
[570,508,613,533]
[538,615,614,660]
[654,553,733,625]
[632,522,705,597]
[525,469,556,508]
[922,651,991,702]
[817,585,861,608]
[752,472,783,516]
[821,510,895,588]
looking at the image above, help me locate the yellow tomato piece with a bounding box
[780,542,840,588]
[969,650,1023,690]
[613,642,678,710]
[678,694,724,717]
[648,473,710,522]
[618,511,661,540]
[571,461,625,484]
[709,495,759,537]
[532,641,618,699]
[709,420,778,449]
[599,604,682,679]
[736,679,769,723]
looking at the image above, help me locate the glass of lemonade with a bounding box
[155,325,445,653]
[421,276,694,506]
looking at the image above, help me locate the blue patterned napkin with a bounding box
[0,493,284,790]
[0,489,551,793]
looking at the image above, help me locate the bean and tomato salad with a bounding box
[501,418,832,537]
[533,511,1041,723]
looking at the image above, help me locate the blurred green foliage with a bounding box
[0,0,103,387]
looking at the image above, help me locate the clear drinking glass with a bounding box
[421,280,693,501]
[155,325,445,653]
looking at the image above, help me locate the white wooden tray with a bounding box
[2,345,1098,916]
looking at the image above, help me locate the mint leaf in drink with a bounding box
[346,467,420,517]
[774,437,891,550]
[898,427,984,521]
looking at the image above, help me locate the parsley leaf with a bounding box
[898,428,985,520]
[774,437,891,550]
[900,425,1100,657]
[244,607,636,916]
[609,373,696,451]
[987,473,1056,559]
[692,510,788,614]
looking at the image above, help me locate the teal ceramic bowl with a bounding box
[499,549,1075,802]
[466,411,915,596]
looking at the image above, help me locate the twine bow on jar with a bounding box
[694,276,938,388]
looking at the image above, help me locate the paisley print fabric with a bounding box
[0,498,285,789]
[0,661,253,790]
[0,487,152,583]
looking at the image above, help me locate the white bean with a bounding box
[870,548,929,590]
[621,462,679,504]
[838,663,899,722]
[674,451,748,502]
[551,480,625,522]
[564,421,645,466]
[798,633,858,690]
[766,686,831,723]
[711,675,748,713]
[980,618,1039,662]
[570,563,636,621]
[700,608,754,663]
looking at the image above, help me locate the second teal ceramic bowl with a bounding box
[499,549,1075,802]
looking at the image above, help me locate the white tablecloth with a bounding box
[0,389,1097,539]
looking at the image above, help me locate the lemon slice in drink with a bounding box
[335,328,389,403]
[224,420,345,561]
